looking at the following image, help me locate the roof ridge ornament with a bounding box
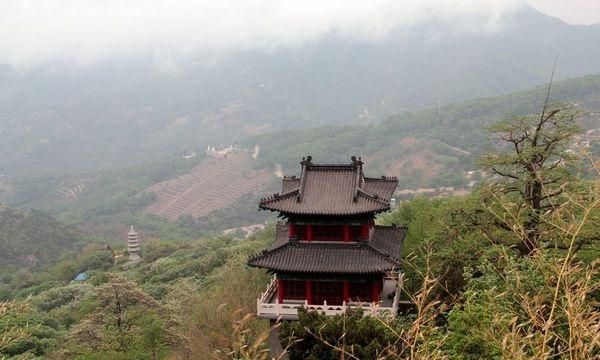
[297,155,311,202]
[351,156,363,202]
[300,155,312,166]
[350,155,364,167]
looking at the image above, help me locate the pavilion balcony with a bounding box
[256,275,402,321]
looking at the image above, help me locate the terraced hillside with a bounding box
[143,151,274,221]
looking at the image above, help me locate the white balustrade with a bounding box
[256,276,401,320]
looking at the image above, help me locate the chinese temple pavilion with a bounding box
[248,156,405,321]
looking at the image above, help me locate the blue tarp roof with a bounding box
[73,272,89,281]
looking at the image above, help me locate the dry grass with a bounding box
[166,260,271,359]
[0,300,33,352]
[482,151,600,359]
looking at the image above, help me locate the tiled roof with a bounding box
[249,224,405,274]
[270,223,291,250]
[281,176,300,193]
[369,225,406,261]
[260,156,398,216]
[248,242,400,274]
[362,178,398,201]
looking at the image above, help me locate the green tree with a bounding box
[140,313,168,360]
[65,275,171,358]
[280,308,398,360]
[480,103,582,255]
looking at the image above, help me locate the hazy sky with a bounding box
[528,0,600,25]
[0,0,597,69]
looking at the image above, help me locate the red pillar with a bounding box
[288,223,296,237]
[361,223,369,239]
[305,280,313,304]
[306,224,314,241]
[277,279,285,303]
[343,224,351,242]
[371,281,380,303]
[343,281,350,303]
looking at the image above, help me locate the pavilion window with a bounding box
[351,225,362,241]
[313,281,343,305]
[313,225,343,241]
[343,281,350,302]
[349,282,372,303]
[296,225,307,240]
[283,280,306,300]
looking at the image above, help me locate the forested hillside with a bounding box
[252,75,600,188]
[0,204,83,267]
[1,99,598,357]
[0,226,274,358]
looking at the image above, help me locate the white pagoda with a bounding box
[127,225,141,261]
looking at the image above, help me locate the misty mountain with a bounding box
[1,5,599,180]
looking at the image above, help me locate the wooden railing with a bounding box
[256,275,401,320]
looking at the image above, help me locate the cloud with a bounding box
[0,0,525,68]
